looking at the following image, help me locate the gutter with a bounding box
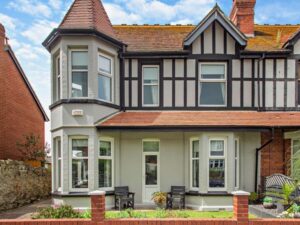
[254,127,274,192]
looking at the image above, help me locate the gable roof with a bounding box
[4,45,49,121]
[97,111,300,129]
[59,0,116,39]
[184,4,247,47]
[113,24,300,53]
[282,27,300,48]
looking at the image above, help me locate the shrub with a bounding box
[263,197,273,204]
[151,192,167,206]
[32,205,81,219]
[249,192,259,204]
[281,183,296,206]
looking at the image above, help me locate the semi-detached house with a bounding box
[44,0,300,210]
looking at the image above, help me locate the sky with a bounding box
[1,0,300,145]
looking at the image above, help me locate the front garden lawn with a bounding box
[105,210,256,219]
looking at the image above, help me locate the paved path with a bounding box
[0,198,52,219]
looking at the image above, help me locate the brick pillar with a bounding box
[232,191,250,225]
[90,190,106,224]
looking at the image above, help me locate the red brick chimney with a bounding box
[230,0,256,37]
[0,23,6,48]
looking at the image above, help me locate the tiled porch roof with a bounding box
[97,111,300,128]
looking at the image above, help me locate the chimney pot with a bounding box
[230,0,256,37]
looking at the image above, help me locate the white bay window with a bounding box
[190,139,200,190]
[71,51,88,97]
[98,54,113,102]
[55,55,61,100]
[54,137,62,191]
[199,63,226,106]
[143,65,159,106]
[99,138,114,190]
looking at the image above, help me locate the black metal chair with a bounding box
[114,186,135,210]
[166,186,186,209]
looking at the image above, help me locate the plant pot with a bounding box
[294,213,300,218]
[263,202,274,209]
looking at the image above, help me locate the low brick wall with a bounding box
[0,190,299,225]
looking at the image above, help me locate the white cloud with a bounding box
[0,13,18,30]
[48,0,62,10]
[8,0,52,18]
[105,0,214,24]
[22,20,58,44]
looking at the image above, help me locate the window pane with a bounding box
[57,76,61,100]
[143,141,159,152]
[192,160,199,188]
[199,82,225,105]
[292,140,300,180]
[192,140,199,158]
[57,139,61,158]
[98,75,111,102]
[72,72,88,97]
[72,139,88,157]
[201,64,225,79]
[144,85,158,105]
[145,155,157,185]
[72,51,88,70]
[144,67,159,84]
[58,159,61,188]
[72,159,88,188]
[57,57,60,75]
[209,159,225,188]
[210,140,224,156]
[99,55,111,74]
[99,159,112,188]
[100,141,111,156]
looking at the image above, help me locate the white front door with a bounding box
[142,140,160,203]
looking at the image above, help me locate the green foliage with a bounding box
[249,192,259,203]
[263,197,273,203]
[287,203,300,214]
[151,192,167,205]
[32,205,81,219]
[281,183,296,206]
[80,210,91,218]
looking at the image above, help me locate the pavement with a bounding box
[0,198,52,219]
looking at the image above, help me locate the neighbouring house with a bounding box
[0,24,49,161]
[44,0,300,210]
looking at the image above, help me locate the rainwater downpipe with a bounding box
[254,127,274,192]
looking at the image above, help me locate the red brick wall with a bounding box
[0,25,45,160]
[260,129,292,190]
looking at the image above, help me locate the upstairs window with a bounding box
[55,55,61,100]
[199,63,226,106]
[143,65,159,106]
[98,54,113,102]
[71,51,88,97]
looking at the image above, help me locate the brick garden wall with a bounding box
[0,191,299,225]
[0,24,45,160]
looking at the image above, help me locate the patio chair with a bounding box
[114,186,135,210]
[166,186,186,209]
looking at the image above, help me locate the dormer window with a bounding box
[98,53,113,102]
[71,50,88,98]
[199,63,226,106]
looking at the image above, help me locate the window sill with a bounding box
[52,191,115,197]
[186,191,232,196]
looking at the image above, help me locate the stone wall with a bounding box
[0,160,51,211]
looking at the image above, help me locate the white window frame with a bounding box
[208,137,227,192]
[234,138,240,190]
[55,55,61,101]
[69,136,89,192]
[142,65,160,107]
[69,49,88,98]
[199,62,227,107]
[98,53,114,103]
[55,137,62,191]
[190,138,200,191]
[98,137,114,191]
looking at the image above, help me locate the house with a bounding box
[0,24,49,160]
[44,0,300,210]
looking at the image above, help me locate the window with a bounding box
[143,66,159,106]
[71,51,88,97]
[55,137,62,191]
[297,61,300,105]
[208,139,226,190]
[71,138,88,190]
[143,140,159,186]
[56,55,61,100]
[234,138,239,189]
[190,139,200,190]
[98,54,113,102]
[99,138,114,190]
[292,139,300,180]
[199,63,226,106]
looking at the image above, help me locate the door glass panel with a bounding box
[145,155,157,185]
[143,141,159,152]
